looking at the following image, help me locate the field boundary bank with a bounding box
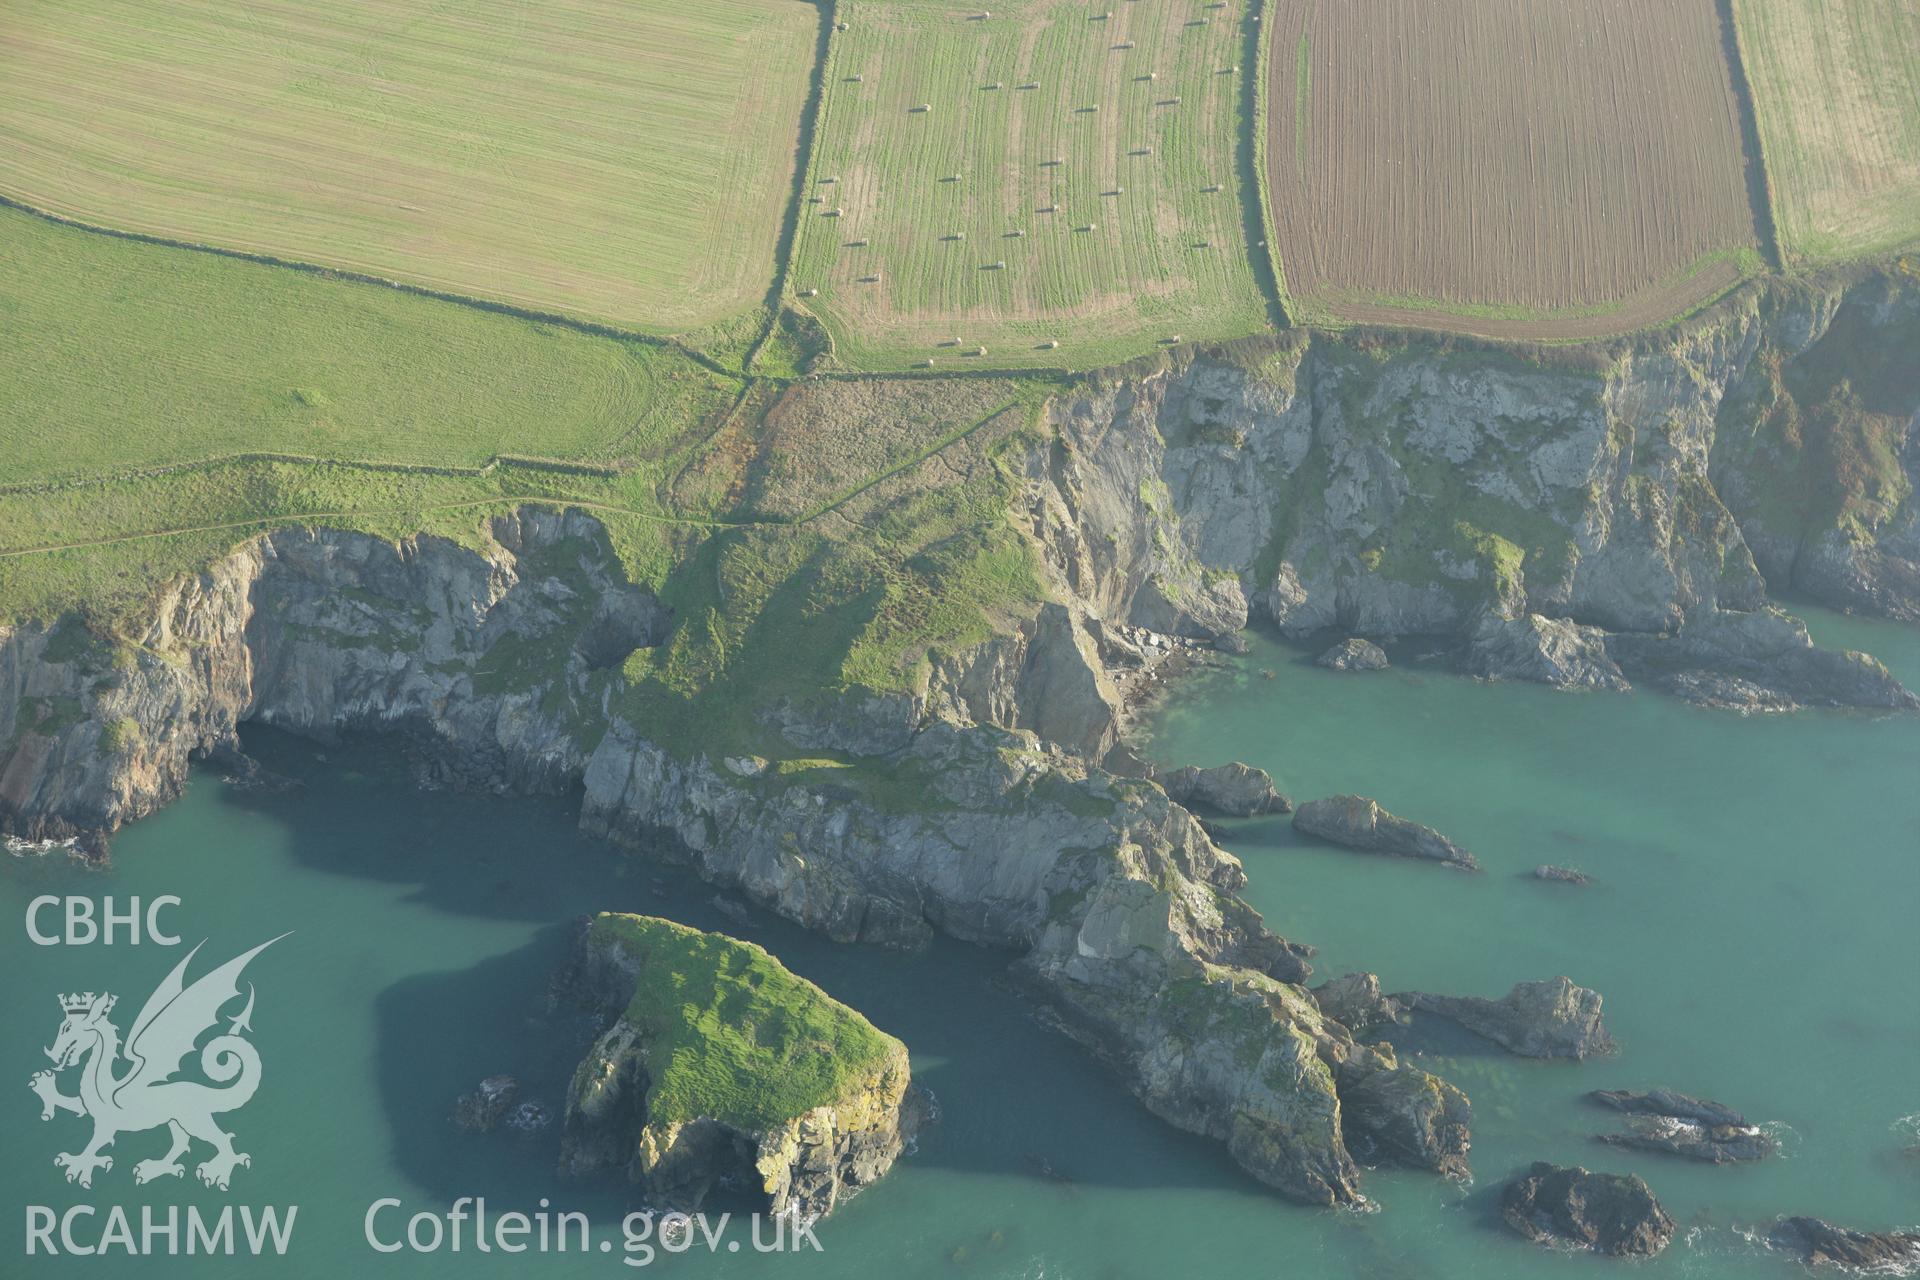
[0,497,748,562]
[0,193,743,380]
[1243,0,1293,326]
[746,0,839,373]
[0,452,623,499]
[0,394,1027,557]
[1714,0,1786,271]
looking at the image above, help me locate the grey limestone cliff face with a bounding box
[1019,275,1920,714]
[1,508,655,844]
[4,273,1917,1213]
[0,510,1468,1207]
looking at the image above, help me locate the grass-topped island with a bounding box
[559,914,915,1219]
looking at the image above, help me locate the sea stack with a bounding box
[559,914,914,1219]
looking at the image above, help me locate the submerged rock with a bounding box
[1316,638,1389,672]
[1399,977,1613,1059]
[1499,1162,1674,1258]
[1589,1087,1747,1128]
[1163,761,1291,816]
[1292,795,1479,870]
[1311,972,1407,1034]
[1533,864,1593,885]
[453,1074,519,1133]
[1611,608,1919,714]
[560,914,913,1220]
[1767,1216,1920,1273]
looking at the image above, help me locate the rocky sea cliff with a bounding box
[3,270,1916,1207]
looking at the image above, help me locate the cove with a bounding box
[0,604,1912,1278]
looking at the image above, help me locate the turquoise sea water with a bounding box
[2,603,1915,1278]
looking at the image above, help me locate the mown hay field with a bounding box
[0,0,819,334]
[1264,0,1765,340]
[1733,0,1920,266]
[788,0,1270,371]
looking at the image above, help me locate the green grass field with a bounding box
[0,205,735,485]
[0,0,819,335]
[788,0,1270,370]
[0,204,1050,746]
[1734,0,1920,265]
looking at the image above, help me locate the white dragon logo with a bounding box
[27,935,286,1191]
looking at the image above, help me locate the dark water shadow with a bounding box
[224,727,1268,1200]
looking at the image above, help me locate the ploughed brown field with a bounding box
[1265,0,1766,340]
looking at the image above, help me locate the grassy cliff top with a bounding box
[590,913,904,1132]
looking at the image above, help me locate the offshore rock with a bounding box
[1400,978,1613,1059]
[1598,1114,1776,1163]
[1293,795,1479,870]
[1766,1217,1920,1273]
[453,1075,519,1134]
[1316,638,1389,671]
[1590,1087,1748,1129]
[1163,761,1291,816]
[1589,1088,1776,1163]
[1500,1162,1675,1258]
[1534,864,1593,885]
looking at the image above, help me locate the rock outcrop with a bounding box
[1311,972,1407,1034]
[1590,1086,1774,1163]
[1499,1162,1675,1258]
[1292,795,1480,870]
[560,914,913,1220]
[1533,864,1593,885]
[1590,1088,1748,1128]
[1400,978,1613,1059]
[453,1075,519,1134]
[1162,761,1291,816]
[1019,947,1472,1202]
[1767,1217,1920,1273]
[1316,638,1389,672]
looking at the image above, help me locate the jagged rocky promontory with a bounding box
[1499,1163,1675,1258]
[1767,1217,1920,1273]
[1590,1088,1776,1163]
[1399,977,1613,1059]
[559,914,913,1219]
[1293,795,1480,870]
